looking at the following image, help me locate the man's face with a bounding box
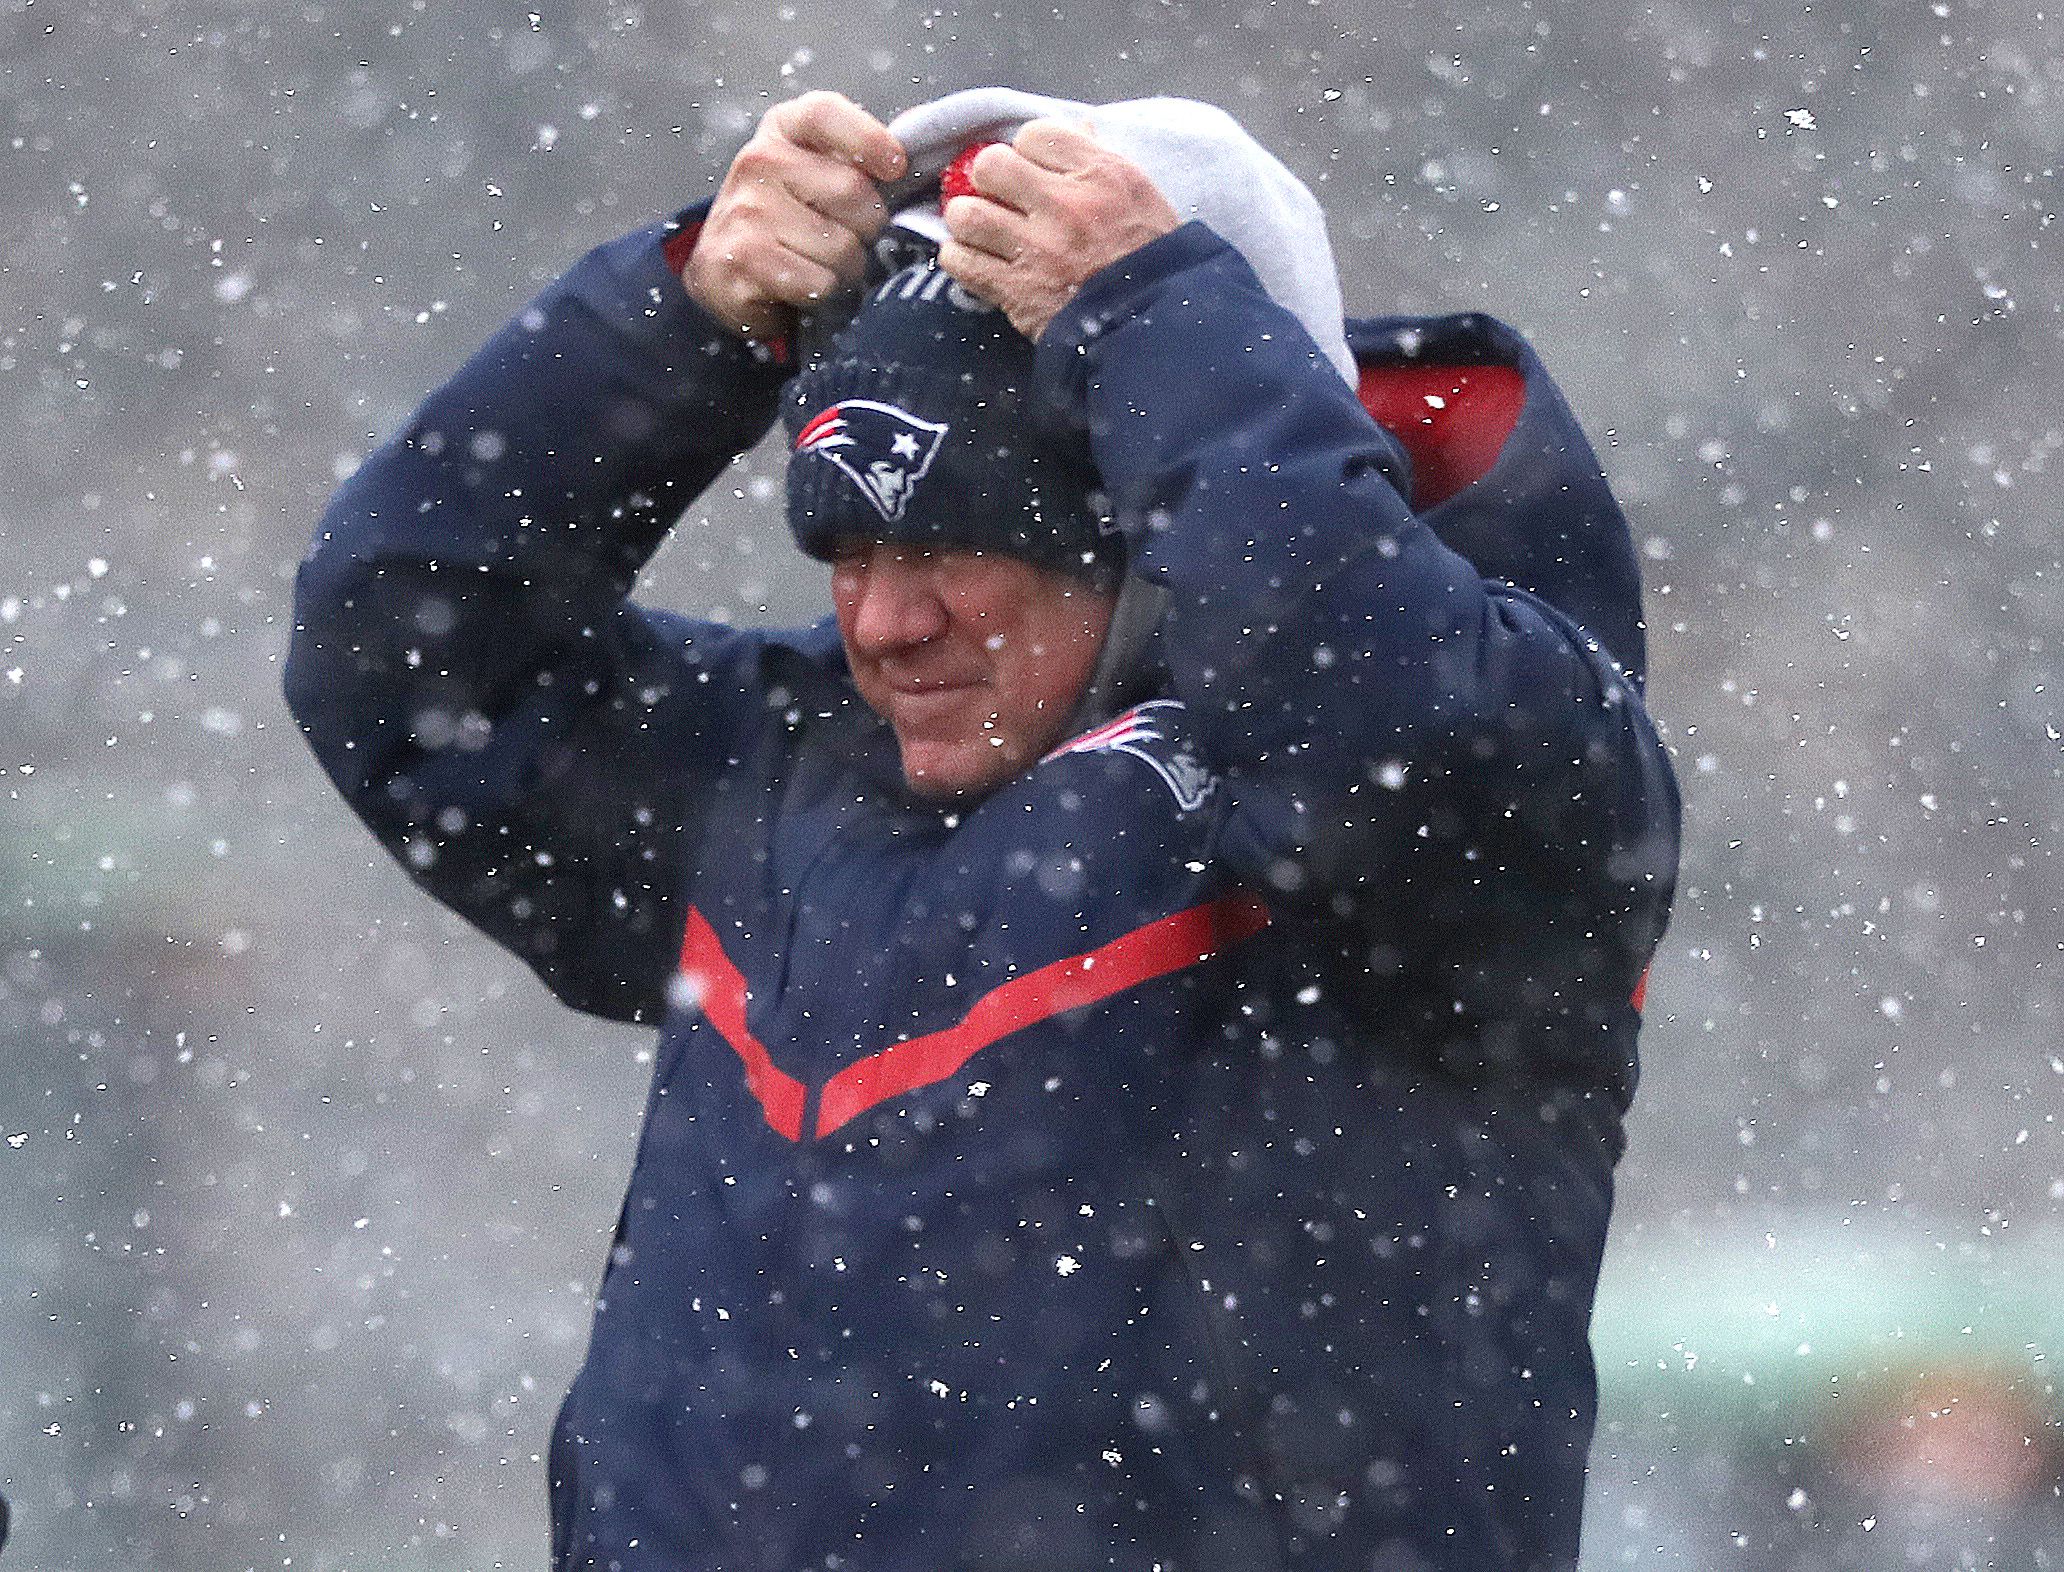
[831,541,1117,799]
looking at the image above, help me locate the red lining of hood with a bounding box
[1357,362,1526,509]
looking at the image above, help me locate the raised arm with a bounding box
[285,93,905,1022]
[283,217,788,1020]
[1039,228,1680,1033]
[941,124,1677,1047]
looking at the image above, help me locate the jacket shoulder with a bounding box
[1346,311,1650,690]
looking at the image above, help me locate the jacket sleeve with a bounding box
[284,216,791,1024]
[1036,224,1680,1021]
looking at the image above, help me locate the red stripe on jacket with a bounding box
[676,894,1271,1142]
[676,907,808,1142]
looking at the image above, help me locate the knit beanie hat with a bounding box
[782,257,1121,582]
[784,89,1350,587]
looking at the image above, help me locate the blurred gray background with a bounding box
[2,0,2058,1566]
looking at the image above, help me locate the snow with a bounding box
[2,2,2058,1567]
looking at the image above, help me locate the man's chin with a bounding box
[897,737,1023,800]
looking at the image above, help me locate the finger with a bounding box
[757,241,845,308]
[778,155,891,238]
[936,237,1007,306]
[963,142,1059,215]
[769,90,907,183]
[726,226,843,311]
[1012,118,1104,174]
[765,191,870,282]
[716,178,868,274]
[726,140,887,240]
[941,193,1027,263]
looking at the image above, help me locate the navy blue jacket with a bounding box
[286,213,1679,1571]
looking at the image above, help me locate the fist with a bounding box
[937,120,1180,343]
[684,91,907,343]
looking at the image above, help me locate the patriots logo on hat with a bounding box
[793,399,949,523]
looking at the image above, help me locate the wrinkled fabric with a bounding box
[885,87,1356,385]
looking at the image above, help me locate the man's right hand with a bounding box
[683,91,907,343]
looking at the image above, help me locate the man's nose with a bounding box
[847,554,949,653]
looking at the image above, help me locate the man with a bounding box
[287,86,1679,1572]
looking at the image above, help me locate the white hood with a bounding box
[886,87,1356,386]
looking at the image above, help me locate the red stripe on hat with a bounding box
[677,907,808,1142]
[813,893,1270,1138]
[940,140,1002,204]
[794,406,843,451]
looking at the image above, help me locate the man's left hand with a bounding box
[939,121,1180,343]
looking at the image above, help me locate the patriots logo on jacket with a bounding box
[1043,699,1216,813]
[793,399,949,523]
